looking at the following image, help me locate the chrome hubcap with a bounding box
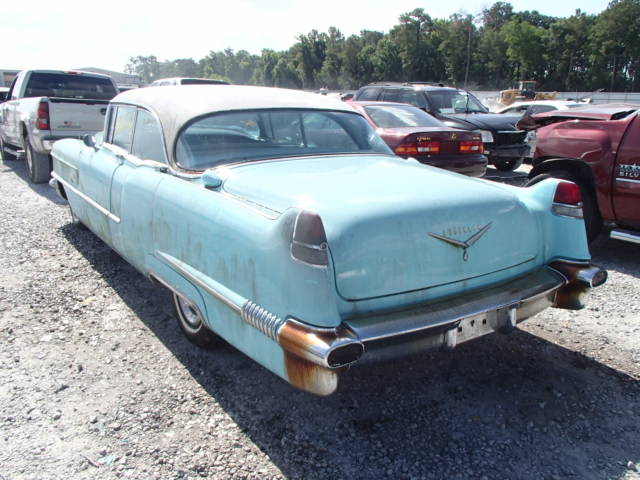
[177,295,201,329]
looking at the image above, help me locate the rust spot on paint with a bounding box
[284,352,338,396]
[550,261,590,310]
[279,321,332,360]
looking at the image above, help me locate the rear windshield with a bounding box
[364,104,444,128]
[176,109,392,170]
[24,73,117,100]
[427,90,488,114]
[180,79,229,85]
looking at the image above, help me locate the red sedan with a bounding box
[349,101,488,177]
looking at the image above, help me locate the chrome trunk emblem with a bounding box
[429,222,492,261]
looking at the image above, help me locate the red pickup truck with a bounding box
[519,104,640,244]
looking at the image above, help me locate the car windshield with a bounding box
[176,109,392,170]
[364,104,444,128]
[25,73,117,100]
[428,90,488,114]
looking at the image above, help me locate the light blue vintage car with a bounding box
[50,86,606,395]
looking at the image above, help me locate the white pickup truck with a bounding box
[0,69,118,183]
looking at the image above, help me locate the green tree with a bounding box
[390,8,438,81]
[548,11,596,90]
[438,14,477,86]
[482,2,514,30]
[292,30,327,89]
[591,0,640,91]
[125,55,160,83]
[503,19,550,82]
[318,27,346,88]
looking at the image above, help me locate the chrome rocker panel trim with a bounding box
[51,171,121,224]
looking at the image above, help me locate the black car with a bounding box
[353,83,529,171]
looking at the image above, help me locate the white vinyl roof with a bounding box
[112,85,357,153]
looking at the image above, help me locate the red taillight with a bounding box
[554,181,582,205]
[459,140,483,154]
[552,181,583,218]
[36,101,50,130]
[395,138,440,156]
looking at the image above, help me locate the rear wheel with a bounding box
[25,140,51,184]
[527,170,602,243]
[494,157,524,171]
[173,293,219,348]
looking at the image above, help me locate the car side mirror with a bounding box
[83,134,98,150]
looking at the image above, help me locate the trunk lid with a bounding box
[221,155,539,300]
[48,98,109,137]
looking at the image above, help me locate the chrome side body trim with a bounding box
[154,250,362,369]
[51,171,121,223]
[610,229,640,244]
[148,271,207,320]
[155,251,243,313]
[616,177,640,184]
[241,301,285,341]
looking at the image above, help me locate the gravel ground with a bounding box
[0,159,639,480]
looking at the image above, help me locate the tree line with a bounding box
[125,0,640,92]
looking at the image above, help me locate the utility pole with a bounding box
[464,18,472,90]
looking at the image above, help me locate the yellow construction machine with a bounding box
[499,81,557,106]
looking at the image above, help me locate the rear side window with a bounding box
[24,73,117,100]
[131,110,166,163]
[356,87,382,101]
[364,105,443,128]
[111,106,137,151]
[381,89,427,109]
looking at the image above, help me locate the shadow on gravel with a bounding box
[61,224,640,480]
[590,235,640,279]
[1,158,66,205]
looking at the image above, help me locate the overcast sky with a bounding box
[2,0,611,73]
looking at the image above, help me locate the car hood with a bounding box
[437,112,522,131]
[221,155,539,300]
[517,104,640,130]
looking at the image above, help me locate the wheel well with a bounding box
[57,182,67,200]
[529,158,600,211]
[21,123,29,147]
[529,158,595,187]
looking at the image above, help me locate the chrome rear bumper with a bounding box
[284,261,605,393]
[345,266,564,364]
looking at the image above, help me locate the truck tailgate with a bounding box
[48,98,109,137]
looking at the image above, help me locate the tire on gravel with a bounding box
[25,139,51,184]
